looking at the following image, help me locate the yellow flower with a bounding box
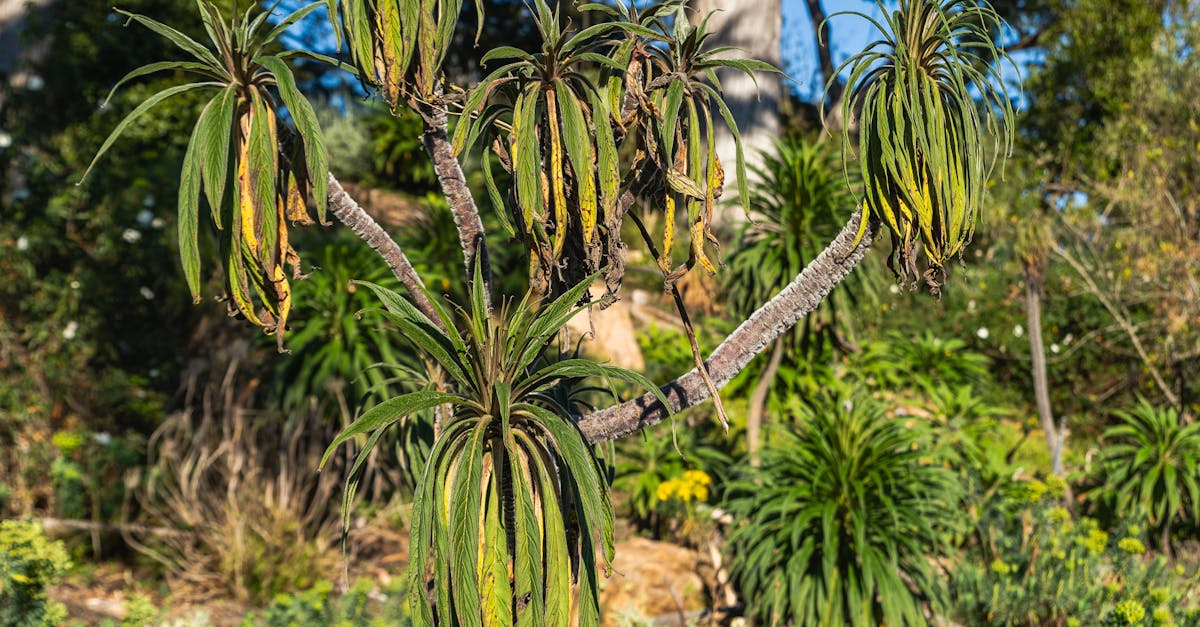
[682,469,712,486]
[1078,527,1108,555]
[1118,537,1146,555]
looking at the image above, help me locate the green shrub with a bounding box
[946,478,1200,626]
[0,520,72,627]
[612,420,730,538]
[723,389,958,626]
[241,577,411,627]
[1095,400,1200,550]
[121,592,162,627]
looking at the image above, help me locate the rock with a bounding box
[600,537,708,626]
[566,287,645,371]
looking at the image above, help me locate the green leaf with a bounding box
[80,82,220,183]
[197,86,236,228]
[449,420,488,627]
[257,55,330,221]
[178,101,206,303]
[320,389,461,468]
[116,9,223,68]
[263,1,326,45]
[104,60,223,108]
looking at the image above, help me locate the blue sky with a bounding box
[781,0,888,101]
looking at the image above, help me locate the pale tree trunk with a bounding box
[1025,270,1063,476]
[689,0,781,226]
[747,337,784,466]
[0,0,54,80]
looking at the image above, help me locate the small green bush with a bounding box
[947,478,1200,626]
[241,577,411,627]
[723,389,958,626]
[0,520,72,627]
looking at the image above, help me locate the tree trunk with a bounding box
[1026,271,1062,476]
[1162,519,1172,559]
[747,337,784,466]
[689,0,781,225]
[578,208,873,444]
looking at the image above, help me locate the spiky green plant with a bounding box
[80,0,337,350]
[619,2,777,282]
[835,0,1015,291]
[320,268,669,626]
[452,0,628,299]
[724,388,958,626]
[453,0,776,297]
[337,0,484,107]
[1099,400,1200,550]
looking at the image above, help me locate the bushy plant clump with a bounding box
[947,477,1200,626]
[723,389,958,627]
[0,521,72,627]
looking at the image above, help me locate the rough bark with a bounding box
[747,337,784,466]
[421,106,492,300]
[578,208,873,444]
[327,173,444,329]
[1025,271,1062,476]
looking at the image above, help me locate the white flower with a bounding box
[122,228,142,243]
[889,283,901,295]
[91,432,112,446]
[1013,324,1024,337]
[0,130,11,149]
[70,280,80,289]
[63,321,78,340]
[16,236,28,251]
[150,217,165,229]
[1050,343,1061,354]
[139,286,155,300]
[137,209,154,226]
[976,327,990,340]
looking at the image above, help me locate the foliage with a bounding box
[723,133,866,355]
[120,592,163,627]
[337,0,484,107]
[269,232,422,412]
[947,478,1200,626]
[454,0,775,298]
[48,429,145,548]
[126,337,351,604]
[82,0,337,350]
[241,577,412,627]
[321,271,669,625]
[1095,400,1200,548]
[612,419,730,535]
[836,0,1015,290]
[0,0,203,474]
[0,521,71,627]
[366,104,438,191]
[723,388,958,627]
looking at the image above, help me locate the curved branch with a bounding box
[327,173,445,330]
[579,208,873,444]
[420,106,492,302]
